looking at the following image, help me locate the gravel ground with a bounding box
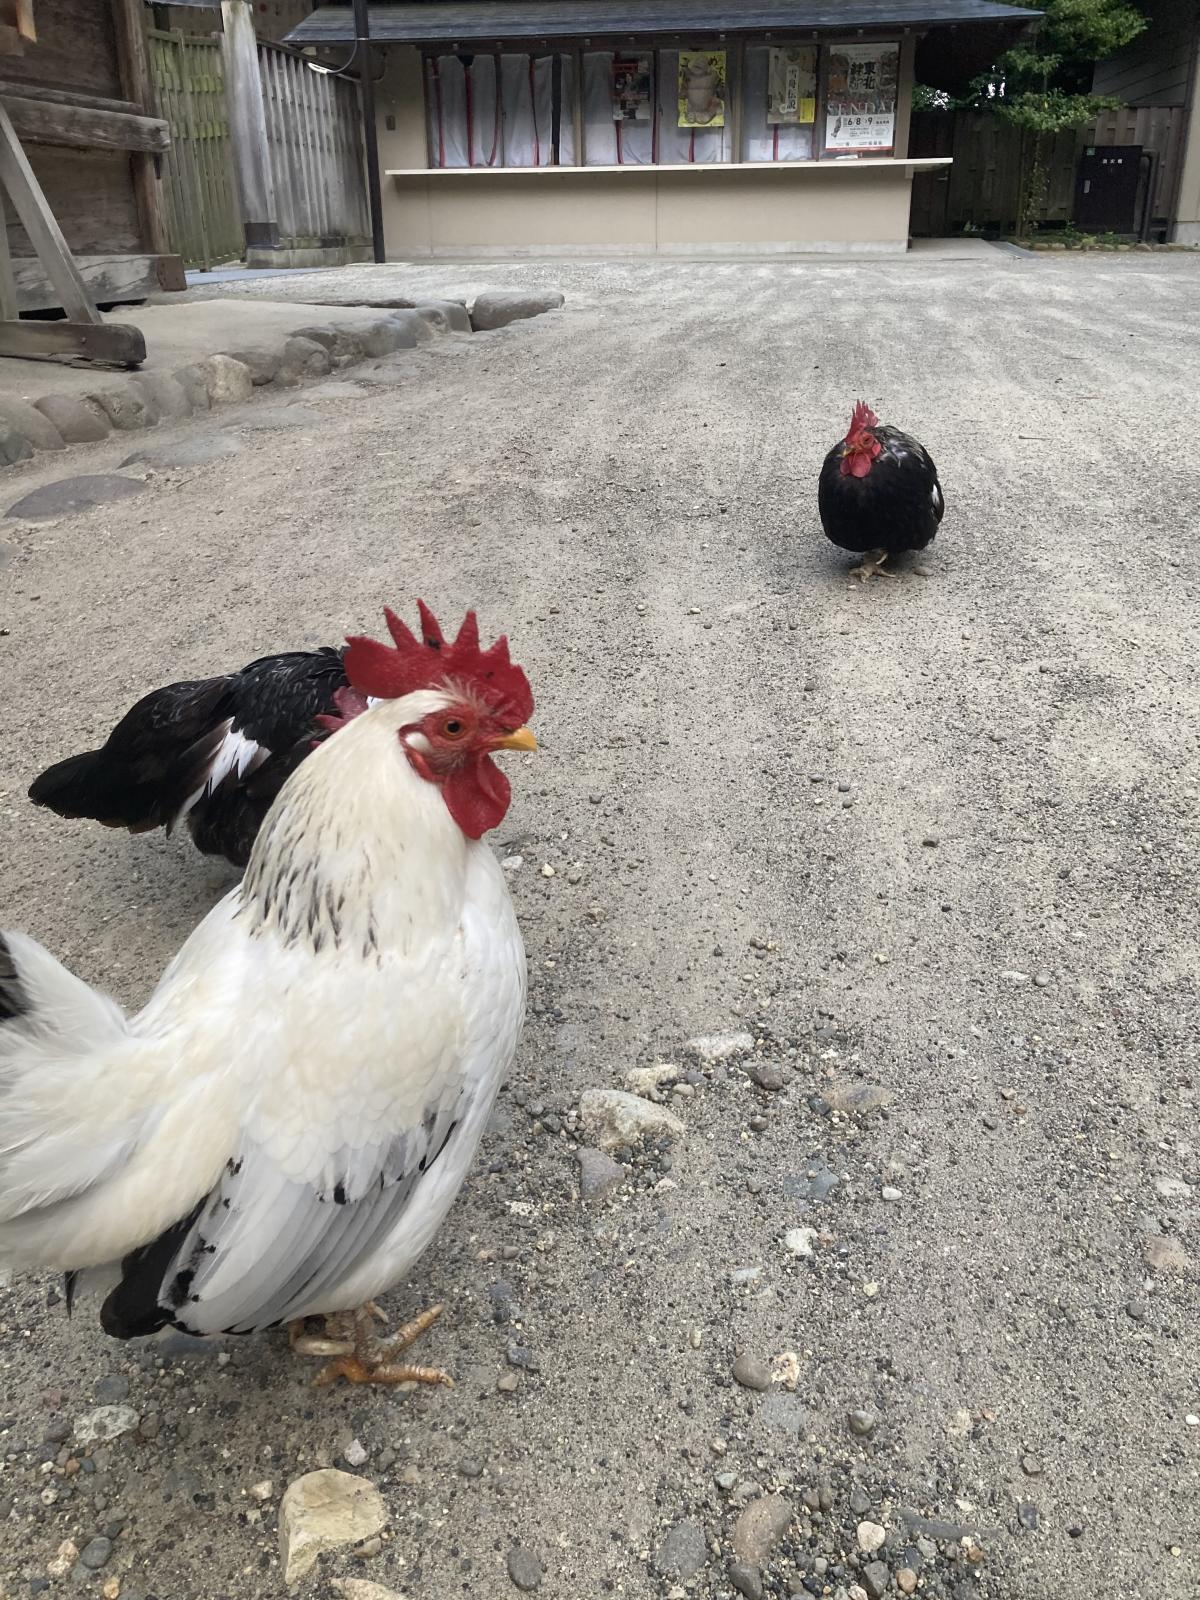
[1,252,1198,1600]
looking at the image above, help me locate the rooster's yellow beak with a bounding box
[495,726,538,753]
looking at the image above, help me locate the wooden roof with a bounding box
[288,0,1040,45]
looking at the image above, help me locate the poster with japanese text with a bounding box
[612,56,652,121]
[678,50,726,128]
[823,43,899,154]
[767,46,816,126]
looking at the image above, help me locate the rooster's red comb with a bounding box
[847,400,880,436]
[342,601,534,726]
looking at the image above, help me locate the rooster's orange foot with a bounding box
[306,1303,453,1389]
[851,550,896,583]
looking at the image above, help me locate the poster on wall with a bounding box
[767,46,816,125]
[611,56,653,121]
[823,42,899,154]
[678,50,726,128]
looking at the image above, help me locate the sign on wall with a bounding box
[823,43,899,154]
[678,50,726,128]
[611,56,653,122]
[767,46,816,126]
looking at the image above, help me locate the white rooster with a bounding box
[0,603,536,1386]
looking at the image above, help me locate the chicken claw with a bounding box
[850,549,897,582]
[309,1303,454,1389]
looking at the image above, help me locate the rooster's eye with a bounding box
[442,718,466,739]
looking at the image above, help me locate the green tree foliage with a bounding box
[958,0,1148,236]
[977,0,1148,131]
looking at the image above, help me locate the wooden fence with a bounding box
[258,43,370,253]
[149,32,369,269]
[148,30,242,270]
[910,105,1187,238]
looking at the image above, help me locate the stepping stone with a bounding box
[301,382,370,401]
[226,404,323,432]
[6,473,145,521]
[122,435,244,470]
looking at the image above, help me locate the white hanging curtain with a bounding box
[428,52,576,168]
[501,54,577,166]
[582,51,655,165]
[656,49,732,165]
[743,45,815,162]
[425,54,500,167]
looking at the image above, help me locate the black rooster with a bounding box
[29,648,357,868]
[818,401,944,581]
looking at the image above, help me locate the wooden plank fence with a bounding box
[910,104,1187,238]
[258,42,369,252]
[149,31,368,268]
[148,30,241,270]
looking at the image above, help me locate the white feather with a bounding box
[171,721,267,829]
[0,689,527,1332]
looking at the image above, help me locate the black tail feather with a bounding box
[101,1199,206,1340]
[0,932,28,1022]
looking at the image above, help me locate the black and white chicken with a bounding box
[29,645,361,868]
[2,603,537,1387]
[817,401,944,582]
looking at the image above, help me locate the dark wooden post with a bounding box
[111,0,176,272]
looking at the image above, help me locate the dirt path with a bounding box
[1,253,1198,1600]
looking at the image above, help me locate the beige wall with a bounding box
[383,168,918,257]
[376,41,922,259]
[1175,34,1200,242]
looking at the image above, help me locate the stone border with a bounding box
[0,290,564,471]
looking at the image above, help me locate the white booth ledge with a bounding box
[381,156,950,258]
[386,158,953,178]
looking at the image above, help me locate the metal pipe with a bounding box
[352,0,386,262]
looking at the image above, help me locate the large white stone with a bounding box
[579,1088,684,1152]
[278,1469,388,1587]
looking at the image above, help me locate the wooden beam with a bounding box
[0,102,99,323]
[221,0,279,250]
[0,80,140,116]
[0,93,169,153]
[0,0,34,44]
[0,193,17,319]
[0,318,145,365]
[10,249,183,311]
[110,0,172,257]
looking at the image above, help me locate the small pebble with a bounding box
[732,1353,772,1392]
[897,1570,918,1596]
[497,1372,520,1394]
[847,1408,877,1437]
[728,1562,764,1600]
[78,1537,113,1571]
[1021,1453,1044,1477]
[857,1520,886,1554]
[343,1438,368,1468]
[506,1546,544,1591]
[881,1186,901,1202]
[1034,970,1052,988]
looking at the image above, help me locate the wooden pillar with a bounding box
[111,0,172,260]
[220,0,278,251]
